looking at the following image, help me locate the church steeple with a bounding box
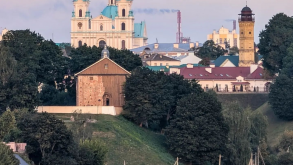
[101,45,110,58]
[108,0,116,6]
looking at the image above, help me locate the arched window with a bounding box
[122,9,126,17]
[89,20,91,29]
[100,24,103,31]
[99,40,106,48]
[122,40,126,50]
[111,0,113,4]
[121,23,125,31]
[78,41,82,47]
[79,9,82,17]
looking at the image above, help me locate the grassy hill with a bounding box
[256,103,293,147]
[55,114,175,165]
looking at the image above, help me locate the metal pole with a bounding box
[219,154,221,165]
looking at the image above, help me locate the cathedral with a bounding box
[71,0,148,50]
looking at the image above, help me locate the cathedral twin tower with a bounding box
[71,0,148,50]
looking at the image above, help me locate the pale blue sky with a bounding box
[1,0,292,44]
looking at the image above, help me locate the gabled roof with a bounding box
[75,58,131,76]
[141,54,180,62]
[214,56,239,67]
[131,43,203,53]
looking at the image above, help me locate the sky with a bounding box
[1,0,293,45]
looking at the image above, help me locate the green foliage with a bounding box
[198,57,211,66]
[0,110,17,140]
[165,93,228,164]
[123,67,203,130]
[195,40,225,60]
[39,84,76,106]
[222,102,268,165]
[278,152,293,165]
[0,143,19,165]
[17,112,76,164]
[258,13,293,75]
[229,46,239,55]
[78,139,108,165]
[277,130,293,153]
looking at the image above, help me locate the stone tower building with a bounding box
[238,5,255,67]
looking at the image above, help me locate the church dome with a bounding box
[101,45,110,58]
[241,6,252,12]
[101,6,118,20]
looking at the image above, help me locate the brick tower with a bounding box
[238,5,255,67]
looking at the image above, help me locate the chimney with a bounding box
[250,64,258,74]
[210,63,215,68]
[189,42,195,49]
[154,43,159,49]
[195,41,199,48]
[187,63,193,68]
[173,43,179,48]
[205,68,212,73]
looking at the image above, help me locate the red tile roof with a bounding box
[180,67,266,80]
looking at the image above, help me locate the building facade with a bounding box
[238,6,255,67]
[71,0,147,49]
[75,46,130,107]
[0,28,8,41]
[207,26,239,48]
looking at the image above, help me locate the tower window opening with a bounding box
[121,23,125,31]
[122,40,126,49]
[100,24,103,31]
[79,9,82,17]
[249,32,251,34]
[78,41,82,47]
[111,0,113,4]
[122,9,126,17]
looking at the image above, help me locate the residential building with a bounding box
[171,64,272,92]
[75,45,130,107]
[131,42,201,57]
[207,26,239,48]
[71,0,147,49]
[238,5,255,67]
[140,53,181,66]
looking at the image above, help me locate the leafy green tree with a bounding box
[195,40,225,60]
[17,112,77,164]
[0,143,19,165]
[277,130,293,153]
[198,57,210,66]
[165,92,228,165]
[222,102,252,165]
[77,139,108,165]
[269,43,293,120]
[258,13,293,75]
[278,153,293,165]
[229,46,239,55]
[0,110,17,140]
[250,112,268,152]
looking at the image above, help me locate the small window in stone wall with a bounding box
[90,77,93,80]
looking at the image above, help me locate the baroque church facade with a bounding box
[71,0,148,50]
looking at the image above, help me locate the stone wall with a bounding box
[37,106,123,115]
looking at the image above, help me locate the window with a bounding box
[122,40,125,49]
[121,23,125,30]
[89,20,91,29]
[111,0,113,4]
[78,41,82,47]
[160,63,162,66]
[104,64,108,69]
[79,9,82,17]
[241,32,244,34]
[90,77,93,80]
[100,24,103,31]
[99,40,106,48]
[154,63,157,66]
[122,9,126,17]
[249,32,251,34]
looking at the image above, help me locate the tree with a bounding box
[195,40,225,60]
[77,139,108,165]
[17,112,77,164]
[258,13,293,75]
[0,110,17,140]
[278,153,293,165]
[165,92,228,165]
[229,46,239,55]
[278,130,293,153]
[198,57,210,66]
[0,143,19,165]
[222,102,251,165]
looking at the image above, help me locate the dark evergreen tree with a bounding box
[165,92,228,165]
[195,40,225,60]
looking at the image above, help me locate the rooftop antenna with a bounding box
[156,38,158,43]
[246,1,247,6]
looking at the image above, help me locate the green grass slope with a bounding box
[55,114,175,165]
[256,103,293,147]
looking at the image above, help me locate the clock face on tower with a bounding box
[78,22,82,29]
